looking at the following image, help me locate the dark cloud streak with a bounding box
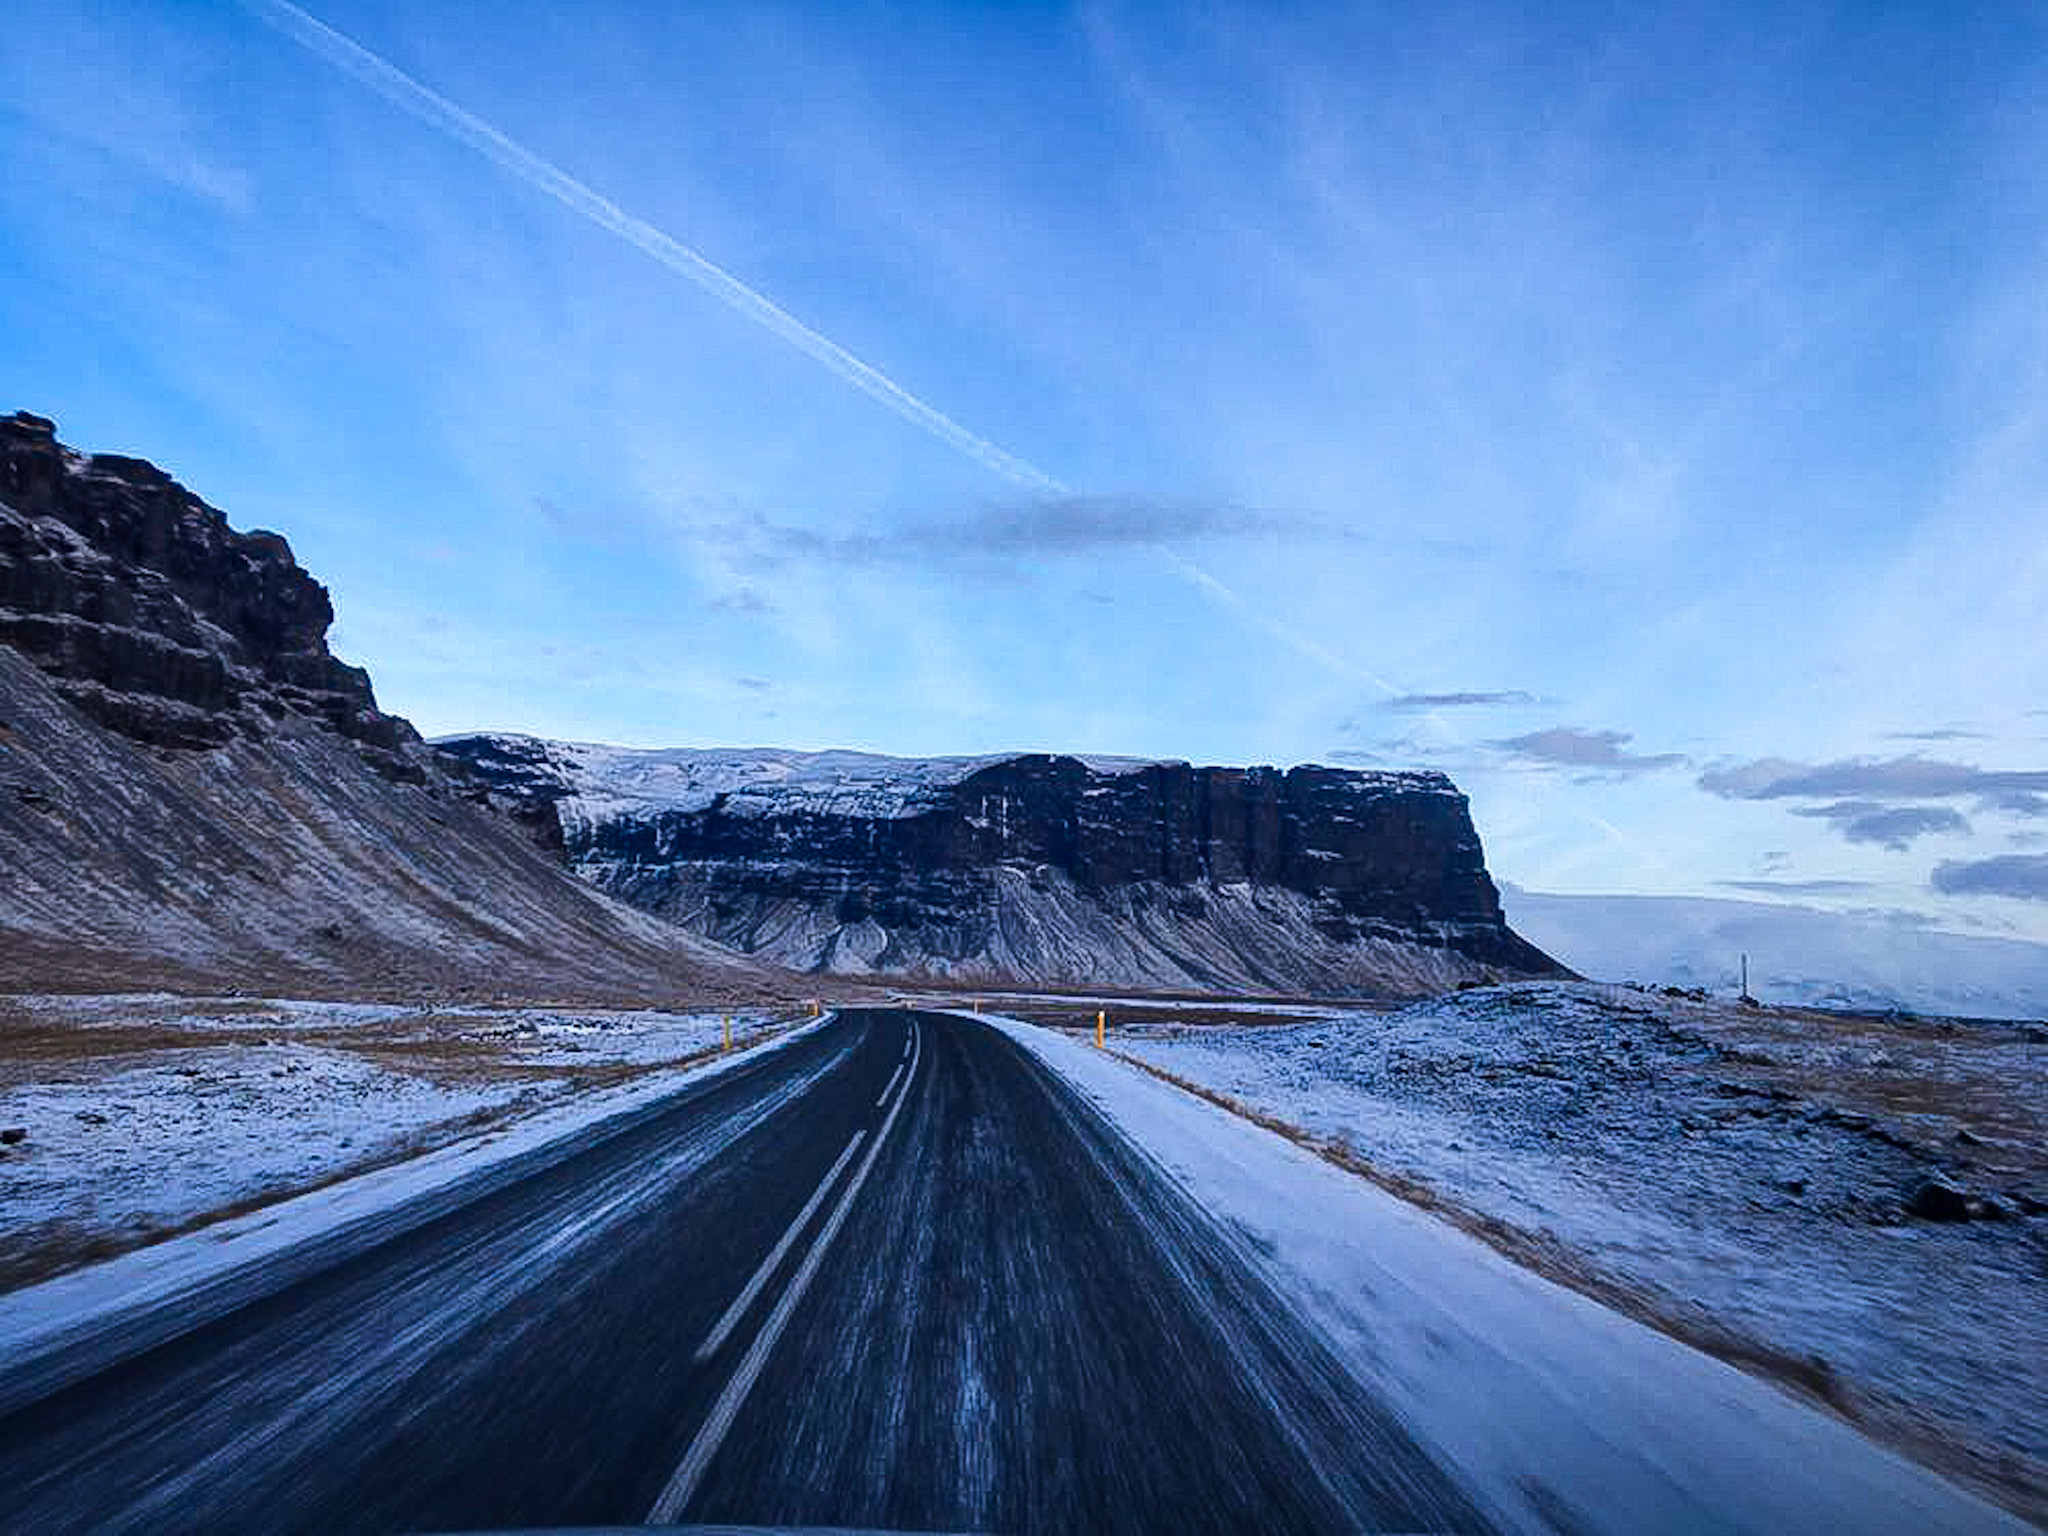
[1931,854,2048,901]
[1491,727,1684,773]
[1789,801,1970,850]
[1382,690,1539,711]
[1700,756,2048,802]
[707,494,1347,577]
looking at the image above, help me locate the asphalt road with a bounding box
[0,1009,1491,1534]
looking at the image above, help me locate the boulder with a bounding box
[1904,1177,1974,1222]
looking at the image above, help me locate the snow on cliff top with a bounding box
[437,733,1456,828]
[439,734,1177,825]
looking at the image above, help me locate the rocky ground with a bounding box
[0,992,801,1291]
[1007,983,2048,1522]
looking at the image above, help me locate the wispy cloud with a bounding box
[1381,690,1539,712]
[703,494,1329,574]
[1491,727,1685,774]
[1882,727,1986,742]
[1,11,253,214]
[1699,755,2048,801]
[242,0,1374,693]
[1790,801,1970,851]
[1716,878,1875,895]
[708,587,773,615]
[1931,853,2048,901]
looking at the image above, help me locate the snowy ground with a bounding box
[1026,983,2047,1518]
[981,1006,2032,1536]
[0,993,789,1289]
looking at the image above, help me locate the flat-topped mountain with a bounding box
[440,732,1567,995]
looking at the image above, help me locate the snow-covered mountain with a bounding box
[440,732,1567,996]
[1502,885,2048,1020]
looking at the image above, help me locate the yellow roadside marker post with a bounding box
[722,1013,731,1053]
[811,999,821,1018]
[1096,1010,1106,1049]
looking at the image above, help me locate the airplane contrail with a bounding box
[243,0,1394,692]
[1151,546,1400,694]
[242,0,1062,495]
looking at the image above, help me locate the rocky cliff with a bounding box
[0,413,771,1002]
[440,734,1567,996]
[0,412,414,761]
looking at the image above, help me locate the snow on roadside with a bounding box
[980,1005,2033,1536]
[0,995,781,1289]
[1072,983,2047,1518]
[0,1006,825,1383]
[0,1045,526,1262]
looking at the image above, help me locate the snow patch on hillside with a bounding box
[441,733,1179,829]
[0,995,787,1288]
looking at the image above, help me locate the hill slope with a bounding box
[0,412,770,1003]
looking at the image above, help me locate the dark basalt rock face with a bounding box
[0,413,771,1001]
[441,735,1569,993]
[0,411,417,763]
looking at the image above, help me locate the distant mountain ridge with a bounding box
[1502,885,2048,1021]
[440,731,1567,996]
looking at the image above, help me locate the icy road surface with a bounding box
[0,1009,2026,1534]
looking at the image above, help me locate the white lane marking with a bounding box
[649,1021,924,1524]
[876,1061,905,1108]
[694,1130,865,1364]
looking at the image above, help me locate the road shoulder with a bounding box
[978,1007,2031,1536]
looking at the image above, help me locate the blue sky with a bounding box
[3,0,2045,936]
